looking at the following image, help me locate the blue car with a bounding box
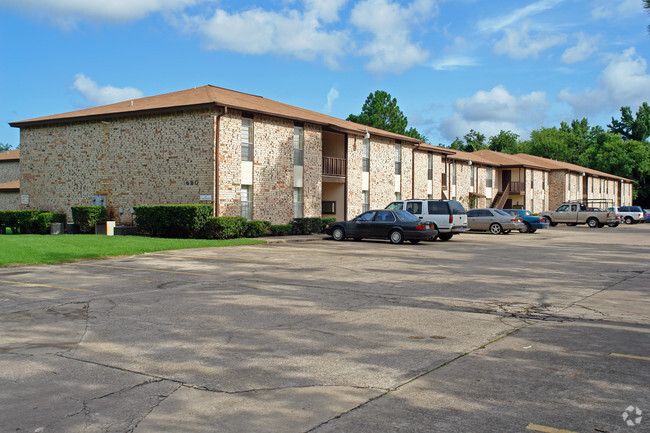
[645,209,650,223]
[504,209,550,233]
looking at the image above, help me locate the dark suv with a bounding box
[386,199,469,241]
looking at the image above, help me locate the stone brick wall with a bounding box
[529,169,548,213]
[20,109,215,224]
[0,160,19,183]
[303,124,322,217]
[548,171,566,209]
[0,192,19,210]
[413,151,429,198]
[369,136,395,209]
[401,144,413,199]
[251,114,294,223]
[346,135,363,219]
[217,110,242,217]
[453,162,471,209]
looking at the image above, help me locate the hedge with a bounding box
[198,216,247,239]
[292,217,324,235]
[269,224,292,236]
[133,204,212,238]
[0,210,67,234]
[245,220,271,238]
[71,206,108,234]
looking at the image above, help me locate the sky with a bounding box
[1,0,649,149]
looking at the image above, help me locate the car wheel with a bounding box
[410,240,421,244]
[489,223,502,235]
[608,222,619,227]
[587,217,599,228]
[438,233,453,241]
[519,222,530,233]
[332,227,345,241]
[428,234,438,241]
[624,216,633,224]
[389,230,404,244]
[546,217,557,227]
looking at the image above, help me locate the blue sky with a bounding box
[1,0,649,148]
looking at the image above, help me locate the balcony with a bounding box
[323,156,346,182]
[506,181,525,194]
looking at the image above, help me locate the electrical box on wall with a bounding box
[92,195,107,207]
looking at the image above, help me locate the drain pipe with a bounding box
[214,106,228,217]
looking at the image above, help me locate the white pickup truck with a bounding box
[539,202,618,228]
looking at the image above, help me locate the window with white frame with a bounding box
[293,126,304,166]
[395,143,402,175]
[362,190,369,213]
[470,165,475,186]
[293,187,303,218]
[486,167,493,188]
[241,185,252,220]
[241,118,253,161]
[362,137,370,172]
[427,153,433,180]
[395,192,401,200]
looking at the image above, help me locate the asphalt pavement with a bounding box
[0,224,648,432]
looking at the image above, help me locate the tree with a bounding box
[347,90,428,142]
[0,142,12,152]
[447,129,487,152]
[608,103,650,142]
[645,0,650,34]
[488,130,521,154]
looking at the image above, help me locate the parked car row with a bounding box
[324,199,646,244]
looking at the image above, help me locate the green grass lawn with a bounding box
[0,235,266,266]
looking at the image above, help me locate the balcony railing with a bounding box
[506,181,525,194]
[323,156,346,177]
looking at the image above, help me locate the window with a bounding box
[470,166,475,186]
[530,170,534,189]
[386,202,403,210]
[375,211,396,222]
[293,187,303,218]
[241,118,253,161]
[293,126,304,166]
[486,168,493,188]
[406,201,423,214]
[362,138,370,173]
[241,185,252,220]
[322,201,336,214]
[357,210,375,221]
[452,162,457,186]
[395,143,402,175]
[542,173,546,190]
[427,154,433,180]
[567,174,571,191]
[362,190,370,213]
[395,192,401,200]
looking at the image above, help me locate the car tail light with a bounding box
[449,214,453,224]
[510,218,518,222]
[415,224,427,230]
[538,218,545,223]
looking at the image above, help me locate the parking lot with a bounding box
[1,224,649,432]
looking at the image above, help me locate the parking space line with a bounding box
[526,423,578,433]
[610,353,650,361]
[74,263,211,276]
[0,279,92,292]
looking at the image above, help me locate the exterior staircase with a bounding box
[490,182,510,209]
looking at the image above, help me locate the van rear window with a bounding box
[428,201,448,214]
[448,201,467,215]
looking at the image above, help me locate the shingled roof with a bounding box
[0,149,19,162]
[10,85,452,153]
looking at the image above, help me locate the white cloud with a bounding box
[1,0,202,27]
[494,22,566,59]
[592,0,641,20]
[561,32,599,64]
[349,0,437,74]
[440,85,548,140]
[183,5,349,69]
[304,0,348,23]
[71,74,144,106]
[323,86,340,113]
[558,48,650,116]
[478,0,565,34]
[430,56,479,71]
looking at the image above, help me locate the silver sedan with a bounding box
[466,208,525,234]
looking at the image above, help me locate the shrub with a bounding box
[321,217,337,232]
[197,216,247,239]
[269,224,292,236]
[51,213,67,224]
[244,220,271,238]
[292,217,323,235]
[71,206,108,234]
[30,212,54,234]
[133,204,212,238]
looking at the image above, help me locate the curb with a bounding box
[259,234,329,244]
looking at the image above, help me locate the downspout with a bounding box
[213,106,228,217]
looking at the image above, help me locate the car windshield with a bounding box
[494,209,510,216]
[396,210,419,222]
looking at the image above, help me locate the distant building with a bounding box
[10,86,634,223]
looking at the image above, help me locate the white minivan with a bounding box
[386,199,469,241]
